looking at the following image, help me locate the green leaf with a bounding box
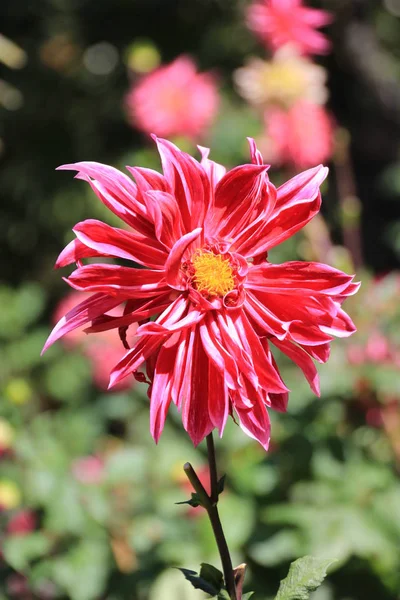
[199,563,224,593]
[275,556,337,600]
[217,475,226,495]
[242,593,255,600]
[3,533,53,571]
[178,566,222,596]
[176,493,202,508]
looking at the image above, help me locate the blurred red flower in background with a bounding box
[44,137,358,450]
[6,509,36,536]
[247,0,333,56]
[262,101,334,168]
[71,455,104,485]
[125,56,219,140]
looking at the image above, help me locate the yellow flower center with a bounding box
[192,251,235,297]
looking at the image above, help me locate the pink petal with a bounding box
[164,228,202,290]
[235,399,271,451]
[142,190,184,248]
[182,331,214,446]
[85,293,172,333]
[232,165,327,257]
[207,359,229,435]
[149,334,179,442]
[200,317,242,391]
[231,312,289,393]
[198,145,227,188]
[42,293,123,353]
[73,219,168,269]
[66,264,167,297]
[58,162,151,233]
[154,136,211,231]
[137,300,204,336]
[109,335,163,387]
[208,163,269,239]
[244,291,288,339]
[271,337,320,396]
[55,238,106,268]
[246,262,355,296]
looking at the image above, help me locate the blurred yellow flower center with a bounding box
[261,63,306,103]
[192,251,235,297]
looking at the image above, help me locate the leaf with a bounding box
[175,492,202,508]
[178,567,221,596]
[242,593,255,600]
[274,556,337,600]
[199,563,224,593]
[217,475,226,495]
[3,533,53,571]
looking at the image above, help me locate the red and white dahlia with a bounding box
[43,137,359,450]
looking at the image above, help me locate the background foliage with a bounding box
[1,1,400,599]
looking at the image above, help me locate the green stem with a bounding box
[183,433,238,600]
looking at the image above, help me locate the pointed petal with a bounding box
[182,330,214,447]
[73,219,168,268]
[42,293,122,353]
[58,162,151,233]
[235,400,271,451]
[66,264,167,297]
[271,337,320,396]
[208,163,269,239]
[154,136,211,231]
[109,335,163,387]
[235,165,327,257]
[164,228,202,290]
[246,262,355,296]
[55,238,106,268]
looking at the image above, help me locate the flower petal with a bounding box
[234,399,271,451]
[58,162,151,233]
[154,136,211,231]
[182,330,214,446]
[246,261,355,296]
[66,264,167,297]
[42,293,123,353]
[55,238,106,268]
[109,335,163,387]
[271,337,320,396]
[208,163,269,239]
[164,228,202,290]
[235,165,327,257]
[73,219,168,269]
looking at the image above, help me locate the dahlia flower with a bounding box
[262,101,334,168]
[43,137,358,450]
[125,56,219,140]
[234,47,328,110]
[247,0,333,56]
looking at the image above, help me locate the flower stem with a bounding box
[183,433,238,600]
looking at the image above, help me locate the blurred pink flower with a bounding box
[347,344,365,366]
[262,101,334,168]
[365,331,390,363]
[125,56,219,140]
[71,455,104,484]
[54,291,136,390]
[6,509,36,536]
[247,0,333,56]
